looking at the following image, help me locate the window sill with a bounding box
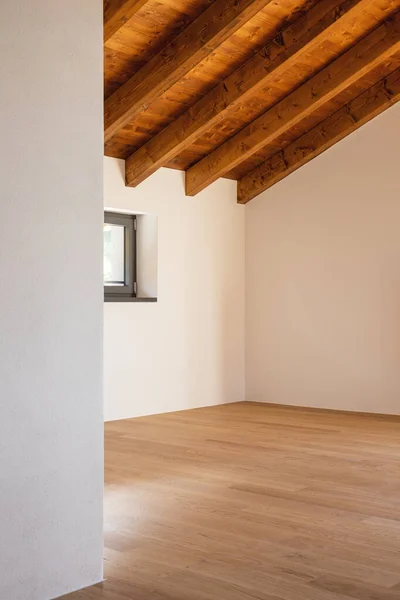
[104,296,157,303]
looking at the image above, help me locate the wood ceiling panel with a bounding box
[226,55,400,178]
[103,0,400,200]
[238,66,400,201]
[185,14,400,195]
[163,0,400,172]
[105,0,315,157]
[104,0,215,98]
[104,0,150,42]
[104,0,281,142]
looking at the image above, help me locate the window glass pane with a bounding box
[104,224,125,285]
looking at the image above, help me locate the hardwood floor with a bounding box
[62,402,400,599]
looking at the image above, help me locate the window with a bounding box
[104,212,136,301]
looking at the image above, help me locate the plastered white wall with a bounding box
[246,103,400,415]
[0,2,104,599]
[104,158,245,421]
[136,213,158,298]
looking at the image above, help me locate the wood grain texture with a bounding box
[104,0,215,99]
[237,67,400,202]
[185,12,400,195]
[104,0,275,142]
[104,0,149,42]
[168,0,400,177]
[58,402,400,600]
[104,0,317,152]
[222,57,399,180]
[104,0,400,193]
[125,0,377,187]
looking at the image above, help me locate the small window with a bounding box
[104,212,136,301]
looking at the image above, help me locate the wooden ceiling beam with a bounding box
[185,13,400,196]
[104,0,149,42]
[237,67,400,203]
[104,0,275,142]
[125,0,387,188]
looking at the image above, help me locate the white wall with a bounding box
[136,213,158,298]
[0,2,103,599]
[104,158,245,421]
[246,103,400,415]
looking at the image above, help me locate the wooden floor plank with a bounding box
[59,402,400,599]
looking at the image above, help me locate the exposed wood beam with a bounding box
[104,0,149,42]
[126,0,390,187]
[185,13,400,196]
[237,68,400,203]
[104,0,275,142]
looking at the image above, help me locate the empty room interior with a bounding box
[1,0,400,599]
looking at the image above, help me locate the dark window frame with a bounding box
[104,211,136,302]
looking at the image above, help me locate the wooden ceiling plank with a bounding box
[104,0,275,142]
[185,12,400,196]
[237,67,400,203]
[104,0,149,42]
[126,0,393,187]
